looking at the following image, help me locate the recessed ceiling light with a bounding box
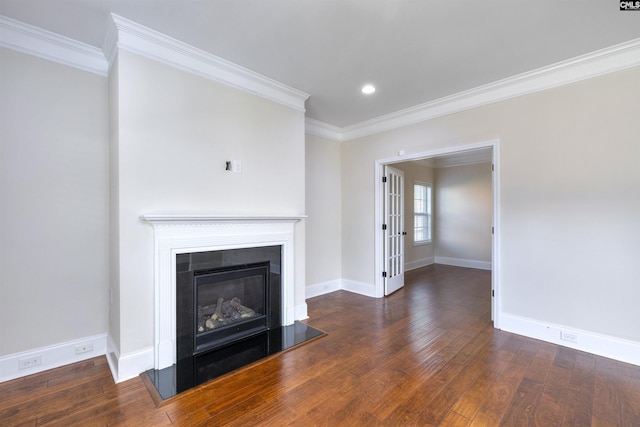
[361,84,376,95]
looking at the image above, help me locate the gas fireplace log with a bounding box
[198,296,260,333]
[221,300,232,315]
[199,305,216,318]
[229,297,256,318]
[222,300,242,320]
[214,297,224,320]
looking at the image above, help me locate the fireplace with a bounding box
[141,215,304,370]
[141,215,325,402]
[175,245,282,362]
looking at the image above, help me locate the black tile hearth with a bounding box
[143,321,325,403]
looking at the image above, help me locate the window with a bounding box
[414,182,432,243]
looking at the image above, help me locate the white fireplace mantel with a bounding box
[141,214,306,224]
[141,214,305,370]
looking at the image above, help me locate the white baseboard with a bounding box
[342,279,376,297]
[306,278,376,299]
[0,333,107,383]
[105,334,119,383]
[105,334,154,383]
[405,257,435,271]
[306,279,343,299]
[294,302,309,321]
[500,314,640,367]
[435,256,492,270]
[116,348,153,383]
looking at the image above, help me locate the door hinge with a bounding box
[382,224,387,230]
[382,271,387,278]
[492,226,494,234]
[492,290,495,297]
[382,176,387,183]
[492,163,494,172]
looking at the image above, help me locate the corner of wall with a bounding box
[295,302,309,321]
[105,333,153,383]
[305,279,343,299]
[305,278,378,300]
[405,257,435,271]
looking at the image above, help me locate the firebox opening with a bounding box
[194,262,270,354]
[176,245,282,363]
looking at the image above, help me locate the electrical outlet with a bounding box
[75,343,93,354]
[560,330,578,343]
[19,355,42,370]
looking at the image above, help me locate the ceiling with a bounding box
[2,1,640,129]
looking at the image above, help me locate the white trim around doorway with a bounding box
[374,139,502,328]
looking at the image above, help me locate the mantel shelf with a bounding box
[141,214,307,224]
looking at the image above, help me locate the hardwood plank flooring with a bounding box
[2,264,640,426]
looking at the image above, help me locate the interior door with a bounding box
[384,165,405,295]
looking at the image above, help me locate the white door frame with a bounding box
[374,139,502,328]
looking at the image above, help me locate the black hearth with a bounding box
[141,245,325,404]
[144,321,325,403]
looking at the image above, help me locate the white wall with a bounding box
[434,162,492,266]
[392,161,435,270]
[341,66,640,344]
[305,133,342,288]
[107,56,121,351]
[0,48,110,355]
[110,51,307,358]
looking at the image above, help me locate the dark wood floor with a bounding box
[2,264,640,426]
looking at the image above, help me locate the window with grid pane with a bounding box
[414,182,432,243]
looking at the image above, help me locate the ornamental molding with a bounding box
[305,37,640,142]
[304,118,346,142]
[0,14,309,112]
[2,13,639,140]
[0,15,108,75]
[104,14,309,112]
[140,214,306,228]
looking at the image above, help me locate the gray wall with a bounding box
[0,48,109,355]
[340,66,640,343]
[305,133,342,286]
[434,162,492,265]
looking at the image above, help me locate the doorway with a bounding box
[374,140,501,326]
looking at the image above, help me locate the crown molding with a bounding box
[104,14,309,112]
[306,37,640,142]
[0,14,309,112]
[304,118,343,141]
[0,15,109,76]
[2,13,638,135]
